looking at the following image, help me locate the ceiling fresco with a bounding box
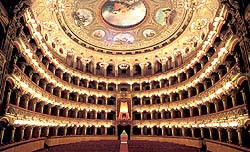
[59,0,190,51]
[28,0,222,64]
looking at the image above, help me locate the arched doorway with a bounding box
[117,124,131,140]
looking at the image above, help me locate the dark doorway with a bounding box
[117,125,131,140]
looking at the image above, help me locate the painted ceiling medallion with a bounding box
[47,0,220,53]
[101,0,147,28]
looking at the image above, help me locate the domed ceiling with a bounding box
[59,0,190,51]
[28,0,222,64]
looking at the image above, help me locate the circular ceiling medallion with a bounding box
[101,0,147,28]
[57,0,194,52]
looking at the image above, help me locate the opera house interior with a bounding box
[0,0,250,151]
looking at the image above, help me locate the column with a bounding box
[63,127,67,136]
[6,88,12,105]
[93,63,97,75]
[47,105,52,115]
[151,127,154,136]
[171,126,175,136]
[104,112,107,120]
[32,99,37,111]
[75,109,79,118]
[56,106,61,116]
[222,96,227,110]
[130,66,134,77]
[191,128,195,138]
[218,128,222,142]
[151,63,155,74]
[15,90,21,106]
[188,89,192,98]
[75,93,79,102]
[129,84,133,92]
[162,127,165,136]
[177,74,181,83]
[161,110,164,119]
[40,102,45,114]
[214,101,219,112]
[139,63,146,76]
[141,112,143,120]
[162,62,166,72]
[115,66,118,77]
[231,91,237,107]
[141,127,144,135]
[209,128,213,139]
[103,63,109,77]
[150,112,153,120]
[160,96,163,104]
[37,127,41,138]
[237,127,242,146]
[227,128,232,143]
[84,126,87,135]
[104,127,107,135]
[241,90,247,104]
[198,105,202,116]
[94,127,98,135]
[20,126,25,140]
[54,127,58,136]
[201,128,204,138]
[24,97,29,109]
[182,127,185,137]
[65,108,69,117]
[65,91,70,100]
[179,91,183,100]
[11,126,16,143]
[28,127,33,139]
[73,126,77,135]
[0,127,6,144]
[139,83,142,91]
[170,110,174,119]
[169,93,173,102]
[190,107,193,117]
[206,103,210,114]
[45,127,49,137]
[180,108,184,118]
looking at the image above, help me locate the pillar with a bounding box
[28,127,33,139]
[209,128,213,139]
[231,91,237,107]
[11,126,16,143]
[222,96,227,110]
[73,126,77,135]
[115,66,118,77]
[45,127,49,137]
[151,127,154,136]
[201,128,204,138]
[241,90,247,104]
[40,102,45,114]
[15,90,21,106]
[54,127,58,136]
[214,101,219,112]
[0,127,6,144]
[237,127,242,146]
[218,128,222,142]
[171,126,175,136]
[37,127,41,138]
[227,128,232,143]
[206,103,210,114]
[191,128,195,138]
[6,88,12,105]
[182,127,185,136]
[20,126,25,140]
